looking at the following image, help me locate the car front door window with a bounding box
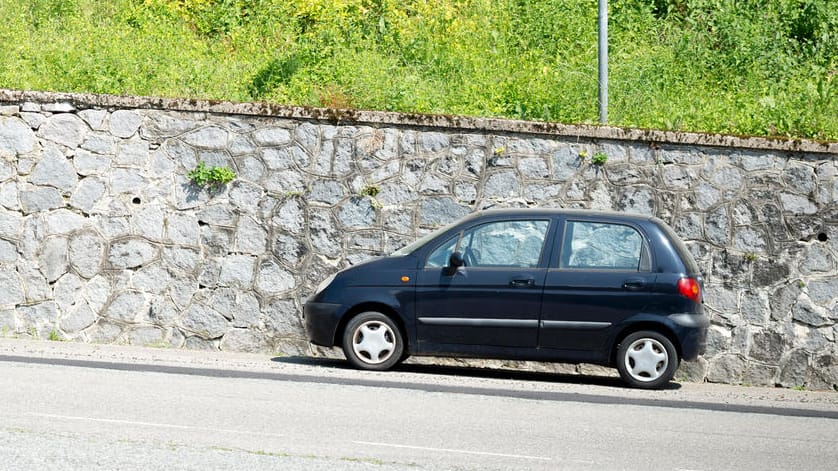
[426,220,550,269]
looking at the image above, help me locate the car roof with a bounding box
[466,207,658,223]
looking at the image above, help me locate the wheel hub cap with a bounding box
[625,338,668,382]
[352,321,395,364]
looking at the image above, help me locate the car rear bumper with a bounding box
[303,302,343,347]
[668,313,710,360]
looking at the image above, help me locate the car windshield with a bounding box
[390,219,462,257]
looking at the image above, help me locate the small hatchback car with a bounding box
[304,209,708,388]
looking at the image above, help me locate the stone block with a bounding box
[676,357,708,383]
[183,126,229,149]
[181,302,228,339]
[39,237,69,282]
[308,180,345,205]
[74,149,111,176]
[221,328,269,352]
[45,208,87,235]
[109,110,142,138]
[105,291,147,322]
[706,354,746,384]
[81,132,117,154]
[126,326,166,346]
[256,260,296,295]
[37,114,87,148]
[110,168,147,194]
[749,330,785,362]
[780,192,817,215]
[69,231,105,279]
[419,197,470,226]
[108,238,158,269]
[86,320,123,344]
[70,177,107,213]
[617,187,655,215]
[253,127,291,146]
[218,254,255,288]
[60,302,96,333]
[17,301,58,331]
[799,244,835,274]
[20,187,64,214]
[742,363,779,386]
[78,109,108,131]
[30,146,78,191]
[272,233,309,267]
[116,138,149,166]
[264,298,303,337]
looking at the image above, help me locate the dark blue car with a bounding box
[304,209,708,389]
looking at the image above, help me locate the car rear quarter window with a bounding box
[559,221,648,270]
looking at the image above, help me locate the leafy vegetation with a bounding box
[188,161,236,188]
[0,0,835,140]
[591,151,608,166]
[360,183,381,197]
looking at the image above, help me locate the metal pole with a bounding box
[598,0,608,124]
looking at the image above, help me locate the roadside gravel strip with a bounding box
[1,338,836,419]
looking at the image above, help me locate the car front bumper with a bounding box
[303,302,344,347]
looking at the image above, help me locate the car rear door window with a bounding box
[560,221,647,270]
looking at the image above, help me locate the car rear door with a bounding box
[538,217,656,352]
[415,218,554,350]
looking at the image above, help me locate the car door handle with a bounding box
[623,279,646,290]
[510,278,535,288]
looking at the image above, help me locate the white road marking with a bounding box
[26,412,284,438]
[352,440,552,461]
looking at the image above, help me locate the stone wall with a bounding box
[0,89,836,389]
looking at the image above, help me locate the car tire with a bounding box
[616,330,679,389]
[342,312,404,371]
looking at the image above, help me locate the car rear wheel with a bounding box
[342,312,404,371]
[616,330,678,389]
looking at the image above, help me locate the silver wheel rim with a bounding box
[352,320,396,365]
[624,337,669,382]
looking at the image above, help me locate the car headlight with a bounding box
[313,273,336,296]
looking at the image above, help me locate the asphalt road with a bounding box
[1,339,837,470]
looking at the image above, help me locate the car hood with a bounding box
[322,255,419,290]
[339,255,418,276]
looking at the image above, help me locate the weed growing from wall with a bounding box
[188,161,236,189]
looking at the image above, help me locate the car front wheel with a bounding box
[616,331,679,389]
[342,312,404,371]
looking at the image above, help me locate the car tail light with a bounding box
[677,277,701,303]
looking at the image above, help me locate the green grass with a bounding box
[0,0,835,140]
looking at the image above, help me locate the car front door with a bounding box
[415,218,553,351]
[539,219,656,352]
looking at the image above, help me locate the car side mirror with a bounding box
[444,251,464,276]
